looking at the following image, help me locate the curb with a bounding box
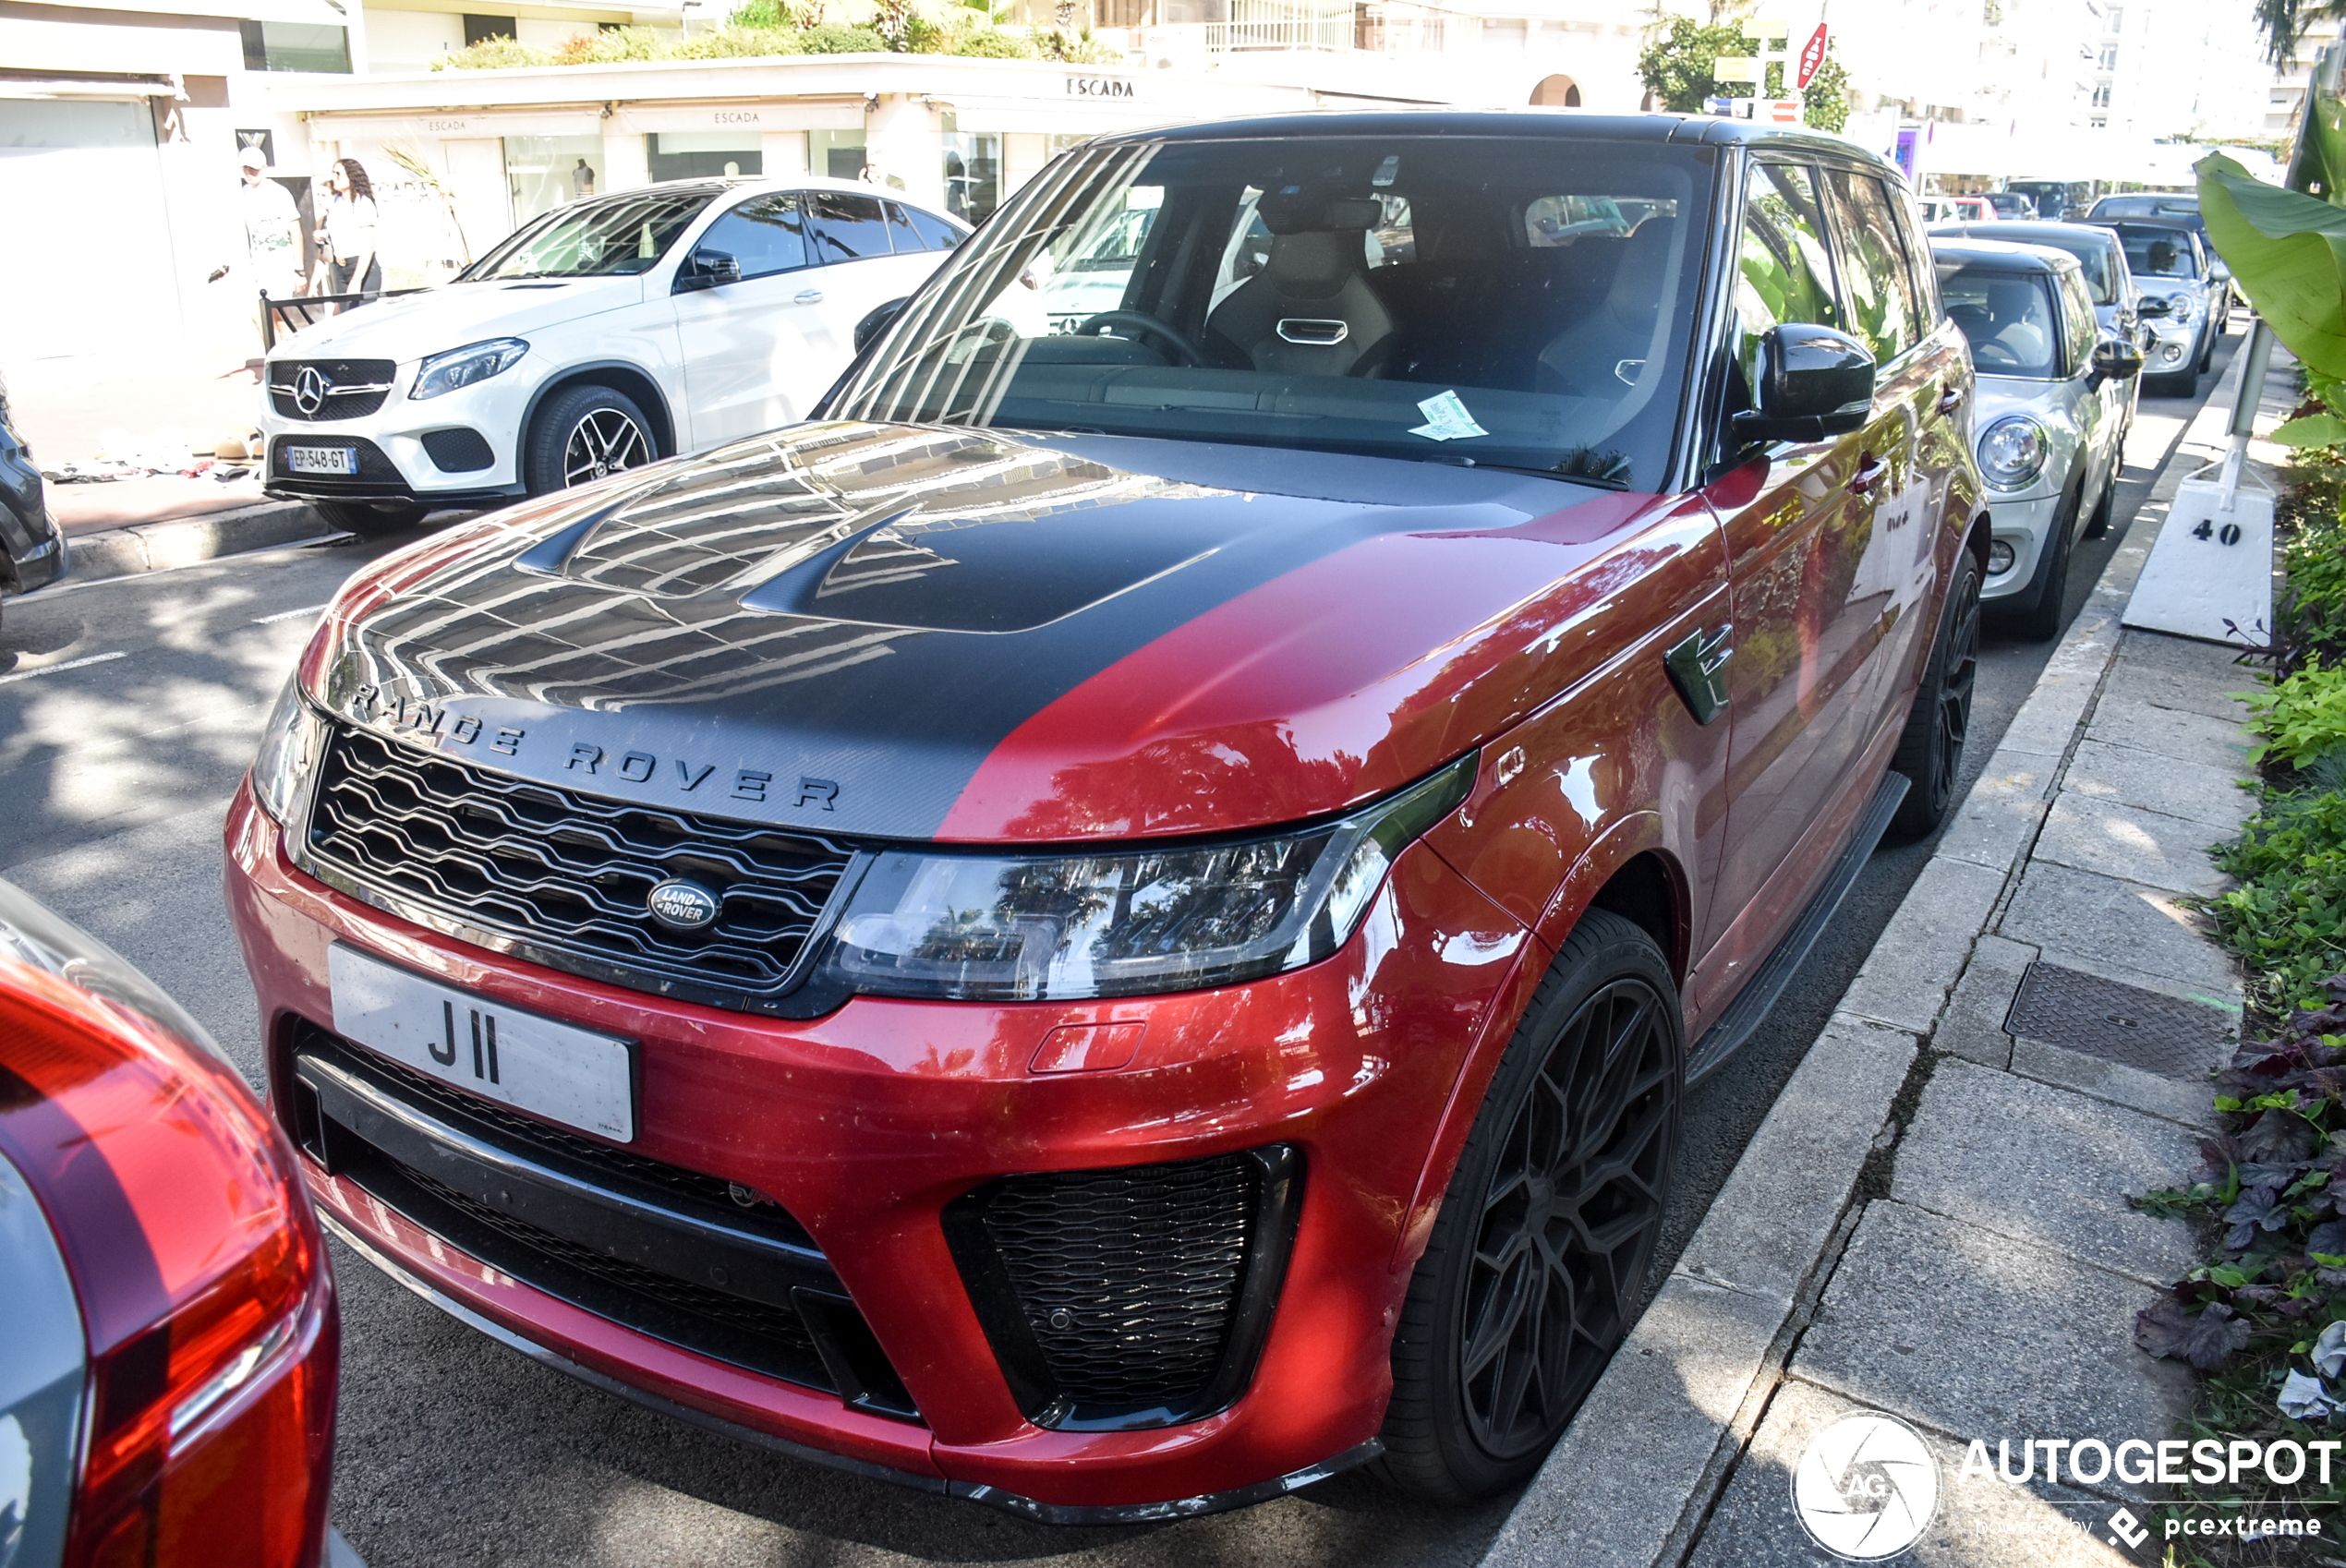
[1479,347,2260,1568]
[57,499,349,585]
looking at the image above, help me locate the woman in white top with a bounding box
[317,158,381,305]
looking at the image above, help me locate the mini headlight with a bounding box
[250,674,329,825]
[820,754,1478,1002]
[1977,416,2049,492]
[2167,294,2199,323]
[410,338,528,401]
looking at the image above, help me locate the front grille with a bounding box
[269,358,395,421]
[945,1147,1302,1430]
[300,726,856,1008]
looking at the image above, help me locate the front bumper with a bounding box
[259,363,527,509]
[224,779,1536,1513]
[1979,488,2063,603]
[2143,316,2200,376]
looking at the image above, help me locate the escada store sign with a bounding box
[1065,76,1136,96]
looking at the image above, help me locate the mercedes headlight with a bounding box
[1977,416,2049,492]
[410,338,528,401]
[820,754,1477,1001]
[250,674,329,825]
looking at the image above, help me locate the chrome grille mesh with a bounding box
[302,726,854,1004]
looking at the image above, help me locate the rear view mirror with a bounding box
[674,249,741,293]
[854,296,911,352]
[2089,339,2144,387]
[1731,323,1877,444]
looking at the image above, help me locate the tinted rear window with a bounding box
[1939,266,2061,377]
[807,191,893,262]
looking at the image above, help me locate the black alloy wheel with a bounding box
[1378,909,1683,1502]
[1888,548,1982,839]
[524,383,658,497]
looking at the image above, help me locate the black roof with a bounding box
[1106,110,1898,174]
[2081,213,2201,235]
[1927,236,2085,276]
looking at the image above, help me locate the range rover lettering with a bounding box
[226,114,1988,1517]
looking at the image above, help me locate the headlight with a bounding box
[2167,294,2198,323]
[250,674,329,825]
[409,338,528,401]
[1977,416,2049,491]
[819,754,1477,1002]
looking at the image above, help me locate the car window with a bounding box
[884,199,921,253]
[2059,268,2098,374]
[905,206,965,251]
[690,192,808,282]
[1821,168,1921,363]
[806,191,894,264]
[830,136,1714,492]
[2111,223,2199,280]
[465,190,715,281]
[1889,183,1942,326]
[1735,162,1843,392]
[1939,265,2061,378]
[2038,235,2119,304]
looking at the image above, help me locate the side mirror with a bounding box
[854,296,911,353]
[674,250,741,294]
[1731,323,1877,445]
[2088,338,2144,388]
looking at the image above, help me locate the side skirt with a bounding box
[1683,771,1908,1087]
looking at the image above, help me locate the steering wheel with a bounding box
[1071,310,1202,367]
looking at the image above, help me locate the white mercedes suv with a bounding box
[257,177,967,532]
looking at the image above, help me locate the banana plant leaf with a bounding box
[2199,151,2346,378]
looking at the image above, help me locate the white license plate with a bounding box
[285,445,357,476]
[328,945,636,1141]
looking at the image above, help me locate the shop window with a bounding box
[811,130,867,181]
[464,14,518,44]
[648,131,763,182]
[0,98,154,149]
[505,136,606,226]
[941,121,1000,223]
[238,19,352,73]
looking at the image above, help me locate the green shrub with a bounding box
[729,0,786,25]
[675,23,805,56]
[2243,656,2346,770]
[2284,508,2346,664]
[552,25,669,63]
[2207,787,2346,1008]
[951,26,1035,55]
[436,35,556,68]
[798,21,887,51]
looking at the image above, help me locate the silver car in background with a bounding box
[1929,219,2141,435]
[1931,237,2144,641]
[2086,217,2218,394]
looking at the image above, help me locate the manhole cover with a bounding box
[2003,962,2233,1080]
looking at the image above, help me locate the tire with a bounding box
[1377,909,1684,1502]
[524,383,658,497]
[310,499,428,537]
[2002,483,2078,644]
[2198,326,2217,375]
[1887,549,1982,840]
[2082,470,2116,540]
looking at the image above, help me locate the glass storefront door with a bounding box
[648,131,763,182]
[504,135,604,224]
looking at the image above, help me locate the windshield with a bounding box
[1940,266,2061,378]
[2092,196,2203,232]
[2013,231,2118,303]
[2110,223,2199,280]
[465,190,715,281]
[828,137,1713,490]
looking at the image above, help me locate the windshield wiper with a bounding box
[1416,455,1632,490]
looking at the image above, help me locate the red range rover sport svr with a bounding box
[225,113,1987,1518]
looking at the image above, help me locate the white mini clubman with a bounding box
[257,177,966,533]
[1930,237,2144,641]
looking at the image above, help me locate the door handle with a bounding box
[1937,384,1966,417]
[1848,454,1890,497]
[1664,623,1733,726]
[793,289,824,305]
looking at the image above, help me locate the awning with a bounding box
[308,109,605,140]
[607,99,865,134]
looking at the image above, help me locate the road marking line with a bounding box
[252,603,331,624]
[0,650,129,687]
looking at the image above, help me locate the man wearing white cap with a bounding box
[239,144,305,301]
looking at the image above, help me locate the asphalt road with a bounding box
[0,327,2242,1568]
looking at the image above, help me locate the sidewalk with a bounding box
[1486,347,2286,1565]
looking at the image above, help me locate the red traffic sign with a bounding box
[1796,23,1829,89]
